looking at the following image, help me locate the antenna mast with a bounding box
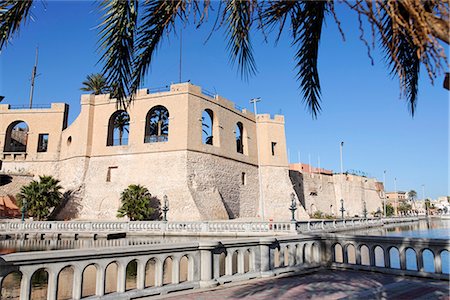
[29,47,39,108]
[179,27,182,83]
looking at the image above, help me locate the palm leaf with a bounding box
[379,6,420,116]
[292,1,327,118]
[224,0,258,79]
[97,0,138,109]
[131,0,186,97]
[0,0,34,51]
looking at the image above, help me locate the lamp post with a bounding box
[251,97,265,221]
[289,193,297,222]
[363,200,367,218]
[340,198,345,219]
[162,195,169,222]
[383,170,387,217]
[21,199,27,222]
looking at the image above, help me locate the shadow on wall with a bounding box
[0,175,13,186]
[289,170,306,209]
[49,189,83,220]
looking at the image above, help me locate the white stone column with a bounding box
[117,262,126,293]
[72,267,83,300]
[225,252,233,276]
[19,271,31,300]
[47,269,59,300]
[155,259,163,287]
[172,258,180,284]
[434,253,442,274]
[96,265,105,296]
[237,251,245,274]
[384,248,390,268]
[259,238,276,277]
[198,241,219,288]
[136,260,146,290]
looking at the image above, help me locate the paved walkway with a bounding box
[162,270,449,300]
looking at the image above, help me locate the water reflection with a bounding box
[350,219,450,239]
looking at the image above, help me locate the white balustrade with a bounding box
[1,232,448,299]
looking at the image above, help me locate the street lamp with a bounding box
[21,198,27,222]
[162,195,169,222]
[289,193,297,222]
[340,199,345,219]
[251,97,265,221]
[383,170,387,218]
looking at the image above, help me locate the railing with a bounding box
[8,104,52,109]
[324,234,450,280]
[0,217,419,236]
[144,135,168,143]
[0,234,447,300]
[148,86,170,94]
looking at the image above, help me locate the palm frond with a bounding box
[292,1,327,118]
[224,0,257,79]
[97,0,138,109]
[0,0,34,51]
[131,0,186,96]
[380,6,420,116]
[260,0,297,44]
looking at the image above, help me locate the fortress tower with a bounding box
[0,83,308,221]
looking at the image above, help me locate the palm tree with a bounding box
[80,73,109,95]
[16,175,63,221]
[117,184,161,221]
[1,1,448,116]
[114,111,130,145]
[408,190,417,202]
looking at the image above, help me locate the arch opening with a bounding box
[389,247,400,269]
[202,109,214,145]
[162,257,173,285]
[31,268,48,300]
[57,266,74,300]
[0,271,22,300]
[4,121,29,152]
[145,106,169,143]
[145,258,157,288]
[82,264,97,298]
[236,122,244,154]
[126,260,138,291]
[107,111,130,146]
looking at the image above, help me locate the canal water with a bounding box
[1,218,449,299]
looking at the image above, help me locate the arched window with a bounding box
[4,121,29,152]
[236,122,244,154]
[107,111,130,146]
[202,109,214,145]
[145,106,169,143]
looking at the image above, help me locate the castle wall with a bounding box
[292,171,384,218]
[0,83,309,221]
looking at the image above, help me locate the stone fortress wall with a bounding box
[0,83,309,221]
[289,168,384,218]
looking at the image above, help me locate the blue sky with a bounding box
[0,1,448,199]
